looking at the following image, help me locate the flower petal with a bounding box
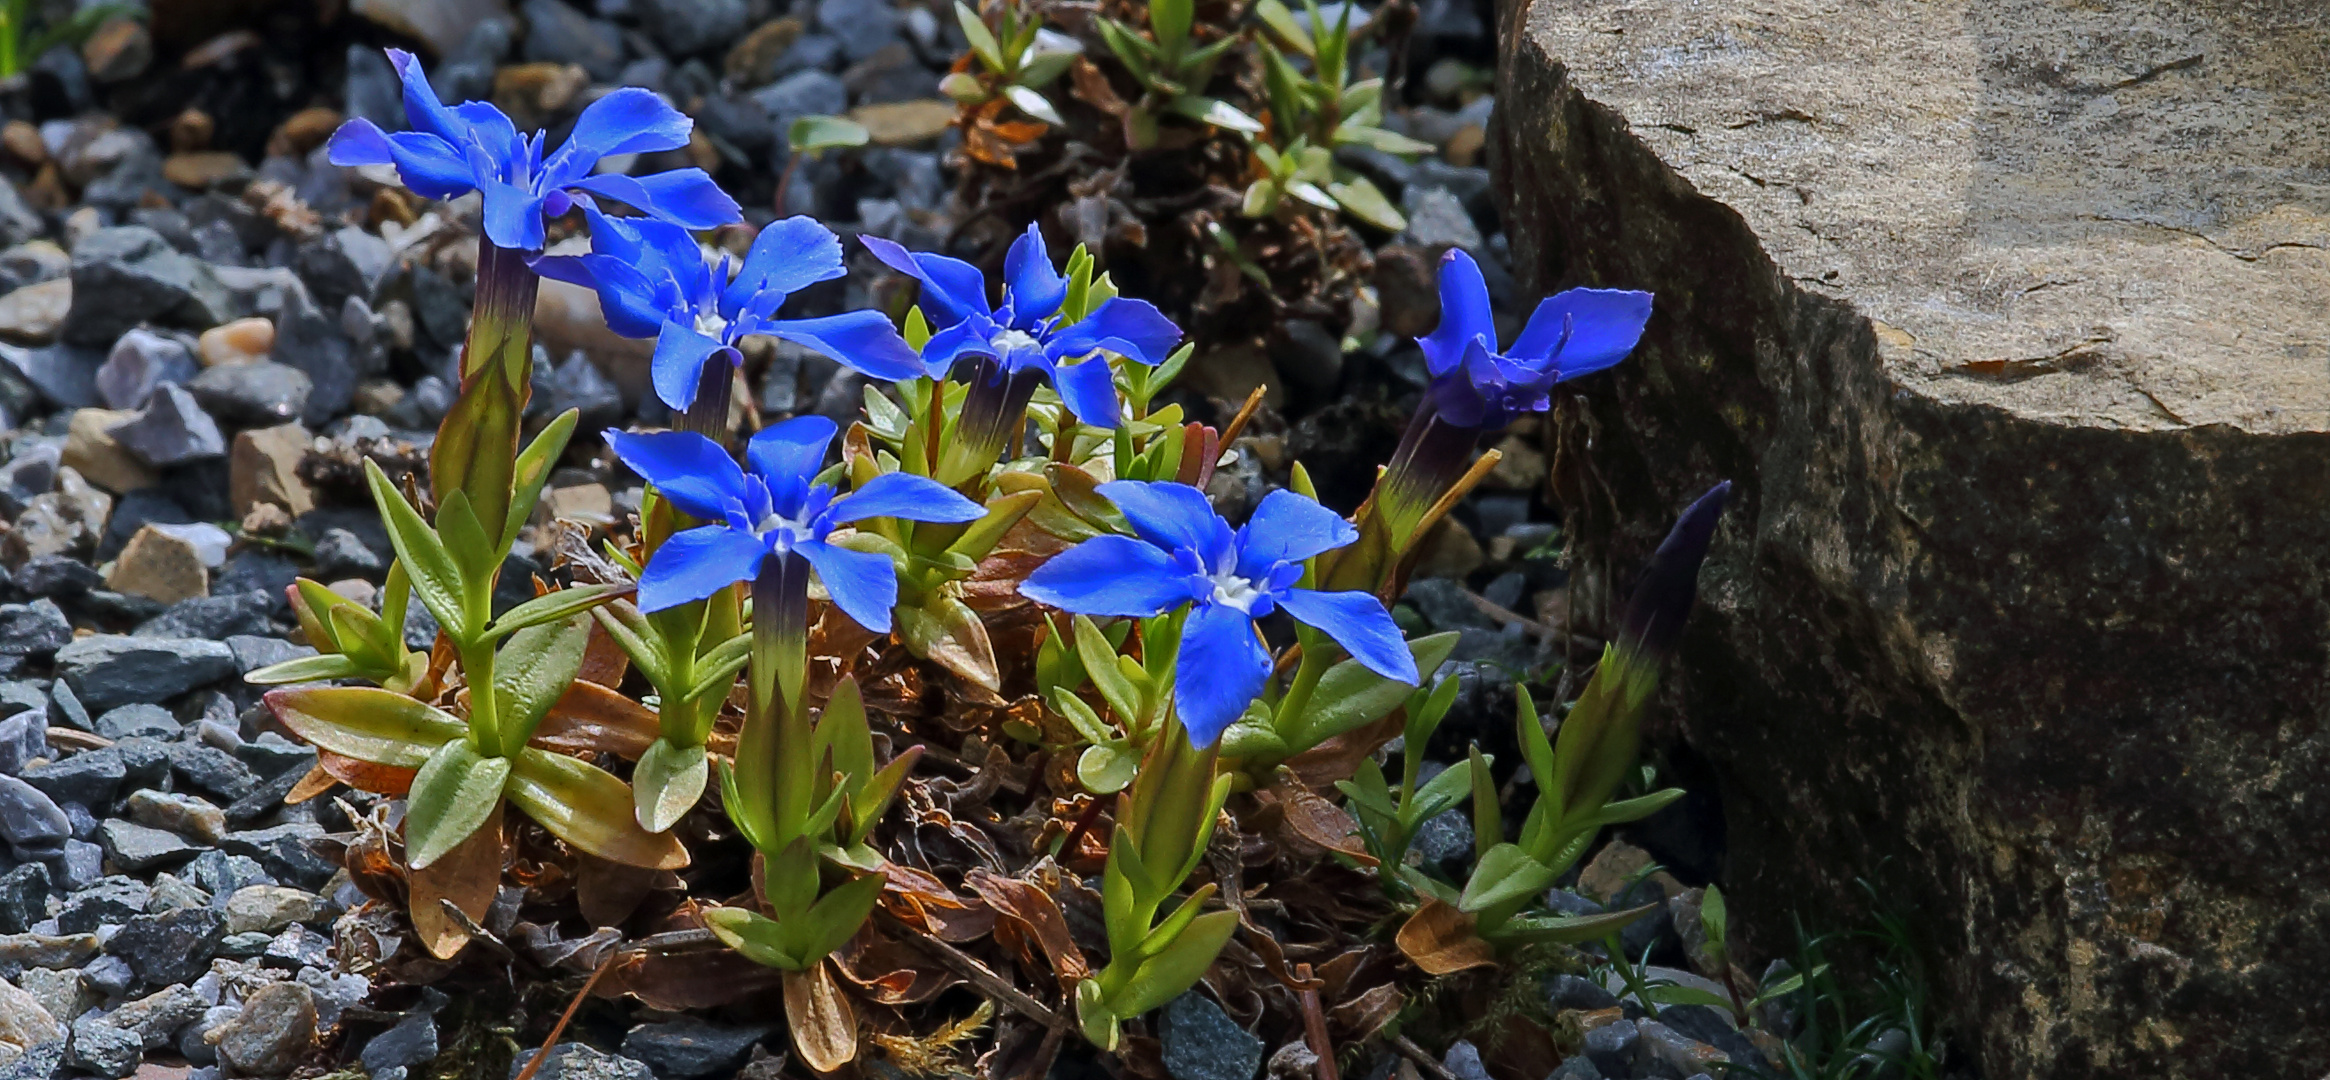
[732,217,846,305]
[387,49,467,144]
[859,235,991,326]
[544,87,693,187]
[796,539,899,633]
[452,101,524,174]
[569,170,743,231]
[1019,534,1188,617]
[1001,222,1067,325]
[637,526,767,612]
[744,414,838,491]
[916,315,997,377]
[1049,354,1120,428]
[606,429,747,520]
[1095,480,1222,555]
[1274,588,1417,685]
[761,311,925,382]
[327,123,477,200]
[650,322,733,413]
[1419,248,1495,377]
[528,253,595,291]
[828,471,986,527]
[1512,288,1654,381]
[1175,603,1271,748]
[577,255,676,339]
[480,179,548,252]
[1046,297,1181,367]
[1234,488,1357,575]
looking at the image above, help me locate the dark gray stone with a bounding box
[1550,1057,1605,1080]
[342,43,402,129]
[0,600,69,657]
[1551,973,1622,1013]
[111,737,171,793]
[360,1008,438,1075]
[520,0,624,79]
[292,227,390,314]
[222,766,304,826]
[259,922,327,969]
[49,838,101,890]
[135,591,276,640]
[224,636,312,675]
[186,360,310,427]
[219,823,330,888]
[54,635,235,709]
[58,876,148,932]
[15,556,101,599]
[95,327,197,411]
[213,552,296,609]
[815,0,901,61]
[752,70,848,154]
[96,820,199,873]
[0,343,102,412]
[108,383,223,466]
[0,775,66,861]
[60,228,231,347]
[1440,1041,1491,1080]
[93,704,178,741]
[81,952,134,998]
[64,1014,140,1079]
[310,527,383,580]
[185,850,269,897]
[635,0,748,57]
[1583,1018,1638,1077]
[0,442,59,518]
[233,734,312,779]
[98,488,192,560]
[168,743,256,803]
[537,352,623,435]
[44,681,88,733]
[620,1018,770,1078]
[0,862,48,933]
[1408,808,1473,879]
[104,905,226,986]
[0,712,37,775]
[0,1039,65,1080]
[1157,992,1264,1080]
[1656,1005,1761,1069]
[511,1044,654,1080]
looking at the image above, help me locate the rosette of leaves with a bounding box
[1244,0,1434,231]
[1092,0,1265,148]
[941,0,1081,125]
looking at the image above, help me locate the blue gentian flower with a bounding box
[1420,249,1653,429]
[327,49,740,252]
[862,222,1181,427]
[546,211,922,413]
[607,416,985,627]
[1021,481,1418,747]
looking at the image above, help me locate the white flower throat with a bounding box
[695,309,730,339]
[1208,567,1265,613]
[990,328,1042,355]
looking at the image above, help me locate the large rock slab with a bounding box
[1491,1,2329,1078]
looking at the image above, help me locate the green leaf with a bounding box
[1167,95,1263,134]
[1468,744,1500,861]
[1280,631,1457,753]
[797,872,885,961]
[955,1,1003,69]
[434,489,498,592]
[404,741,511,869]
[504,408,579,553]
[244,653,365,686]
[703,905,805,971]
[1047,689,1118,746]
[265,686,465,768]
[1701,883,1729,949]
[1334,123,1436,157]
[592,602,671,690]
[1254,0,1312,54]
[1410,756,1476,823]
[1109,909,1238,1019]
[365,461,469,641]
[788,114,869,155]
[1002,84,1063,125]
[493,614,592,749]
[1131,882,1218,963]
[686,634,752,703]
[1493,903,1663,945]
[816,677,874,789]
[1148,0,1191,52]
[1326,176,1406,231]
[1457,843,1559,915]
[1019,47,1077,86]
[487,583,627,640]
[507,748,690,868]
[633,737,709,834]
[1077,743,1139,794]
[1074,615,1139,724]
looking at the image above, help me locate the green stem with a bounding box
[459,638,502,756]
[1271,630,1336,736]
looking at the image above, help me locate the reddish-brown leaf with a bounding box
[313,748,417,797]
[783,963,859,1071]
[531,680,660,760]
[965,868,1088,986]
[409,799,503,959]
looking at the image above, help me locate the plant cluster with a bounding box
[257,46,1720,1070]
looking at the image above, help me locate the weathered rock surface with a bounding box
[1493,1,2329,1077]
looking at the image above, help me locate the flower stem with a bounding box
[679,355,736,440]
[750,552,814,846]
[1376,405,1480,549]
[459,637,502,756]
[937,358,1043,486]
[434,238,542,547]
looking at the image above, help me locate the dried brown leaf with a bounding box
[531,680,660,760]
[783,962,860,1071]
[965,868,1088,986]
[311,748,417,797]
[409,799,503,959]
[1395,898,1498,975]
